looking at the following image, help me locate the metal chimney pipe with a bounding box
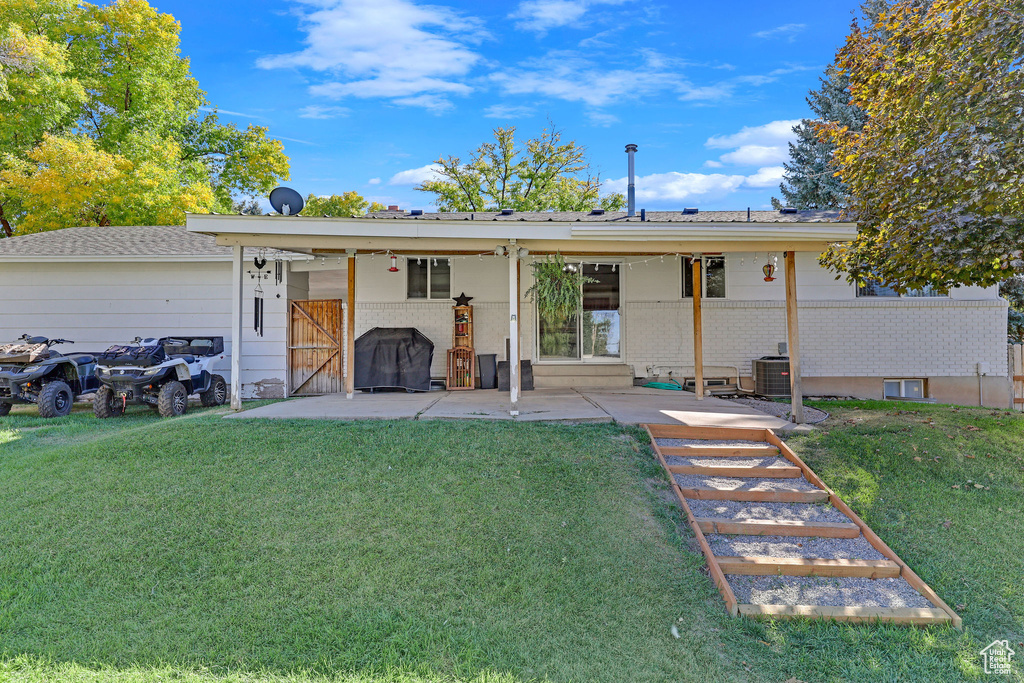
[625,144,637,217]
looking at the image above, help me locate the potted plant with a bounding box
[526,253,596,324]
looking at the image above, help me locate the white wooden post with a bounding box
[230,244,244,410]
[785,251,805,423]
[509,242,520,415]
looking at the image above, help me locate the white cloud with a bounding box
[743,166,786,188]
[368,177,381,185]
[483,104,537,119]
[605,172,748,202]
[389,164,443,186]
[257,0,485,110]
[703,160,723,168]
[509,0,631,34]
[587,111,619,126]
[298,105,351,119]
[718,144,789,166]
[753,23,807,41]
[705,119,800,149]
[603,166,786,202]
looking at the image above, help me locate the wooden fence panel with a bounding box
[1012,344,1023,411]
[289,299,343,396]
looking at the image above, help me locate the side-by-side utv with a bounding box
[0,335,101,417]
[94,336,228,418]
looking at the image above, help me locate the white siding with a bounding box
[0,261,289,399]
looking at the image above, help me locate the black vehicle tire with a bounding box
[157,381,188,418]
[38,381,73,418]
[94,386,124,419]
[200,374,228,407]
[0,402,11,417]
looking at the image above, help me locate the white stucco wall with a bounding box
[0,260,290,399]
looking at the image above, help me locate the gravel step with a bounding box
[674,473,821,492]
[687,500,852,524]
[706,534,887,561]
[666,455,793,468]
[657,438,769,448]
[728,574,933,609]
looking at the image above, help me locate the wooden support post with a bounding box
[345,251,356,399]
[784,252,804,423]
[509,243,520,415]
[692,256,704,401]
[230,245,244,410]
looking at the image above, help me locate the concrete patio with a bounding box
[228,387,802,430]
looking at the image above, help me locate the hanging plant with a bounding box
[526,253,597,324]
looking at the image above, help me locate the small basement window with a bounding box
[884,378,926,400]
[408,257,451,300]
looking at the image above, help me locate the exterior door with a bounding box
[288,299,343,395]
[537,262,620,361]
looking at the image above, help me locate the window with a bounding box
[858,282,945,298]
[884,379,926,400]
[683,256,725,298]
[407,257,451,300]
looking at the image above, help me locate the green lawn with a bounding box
[0,401,1020,682]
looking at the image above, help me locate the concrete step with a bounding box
[532,363,633,389]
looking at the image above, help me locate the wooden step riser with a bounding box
[716,556,901,578]
[647,424,769,441]
[678,486,830,503]
[660,446,780,457]
[737,604,952,626]
[669,465,802,478]
[695,517,861,538]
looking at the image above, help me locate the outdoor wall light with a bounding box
[495,246,508,257]
[518,247,530,257]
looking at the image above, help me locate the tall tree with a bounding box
[0,0,289,236]
[303,192,385,217]
[820,0,1024,291]
[773,0,923,209]
[416,125,625,212]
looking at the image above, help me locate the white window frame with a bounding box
[682,255,727,300]
[883,378,927,400]
[406,256,451,301]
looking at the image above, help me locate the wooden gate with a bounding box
[1011,344,1024,411]
[289,300,343,395]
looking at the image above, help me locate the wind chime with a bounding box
[249,248,273,337]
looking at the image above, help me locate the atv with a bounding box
[0,334,101,417]
[94,336,228,418]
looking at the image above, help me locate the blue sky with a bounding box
[160,0,861,211]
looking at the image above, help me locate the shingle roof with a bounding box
[359,209,847,223]
[0,225,229,257]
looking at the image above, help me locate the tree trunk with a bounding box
[0,204,12,238]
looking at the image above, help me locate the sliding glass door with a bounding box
[538,262,620,361]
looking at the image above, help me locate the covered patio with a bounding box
[226,386,802,430]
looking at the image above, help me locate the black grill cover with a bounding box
[354,327,434,392]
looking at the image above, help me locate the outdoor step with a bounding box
[531,363,633,376]
[646,424,769,442]
[660,445,780,457]
[667,464,802,478]
[736,604,952,626]
[532,374,633,389]
[716,556,901,578]
[679,486,830,503]
[694,517,861,538]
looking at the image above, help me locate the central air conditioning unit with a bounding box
[753,356,791,397]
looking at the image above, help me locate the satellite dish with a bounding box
[269,187,304,216]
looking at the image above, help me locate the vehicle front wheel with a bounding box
[200,374,228,407]
[38,381,73,418]
[157,381,188,418]
[94,386,124,419]
[0,402,11,417]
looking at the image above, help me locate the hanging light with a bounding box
[611,263,617,272]
[762,263,776,282]
[594,263,600,272]
[433,258,438,266]
[389,254,399,272]
[417,258,422,265]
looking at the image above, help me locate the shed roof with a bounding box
[0,225,228,259]
[354,209,844,223]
